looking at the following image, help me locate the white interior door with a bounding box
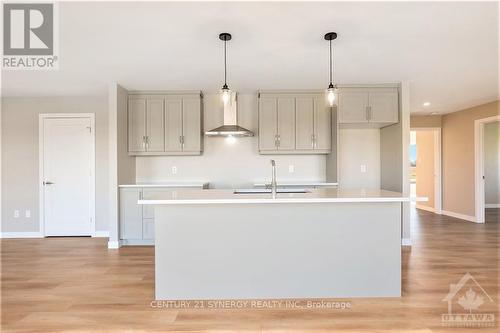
[42,116,94,236]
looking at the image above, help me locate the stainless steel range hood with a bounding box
[205,92,254,137]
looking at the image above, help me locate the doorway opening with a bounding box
[410,128,442,213]
[474,116,500,223]
[39,113,95,236]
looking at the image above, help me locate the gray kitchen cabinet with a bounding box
[182,98,202,152]
[295,97,314,150]
[258,95,296,152]
[143,219,155,240]
[128,98,147,152]
[313,97,332,150]
[338,89,369,123]
[337,87,399,127]
[277,98,296,150]
[119,188,143,240]
[128,92,202,156]
[295,96,331,151]
[259,92,331,154]
[119,184,208,245]
[258,97,278,151]
[146,98,165,152]
[369,90,399,123]
[165,99,183,152]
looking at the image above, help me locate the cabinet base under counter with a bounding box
[153,201,402,300]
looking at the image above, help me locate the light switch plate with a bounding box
[14,210,20,218]
[360,165,367,173]
[171,166,177,175]
[288,165,295,173]
[25,210,31,218]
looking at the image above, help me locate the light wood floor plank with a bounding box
[1,208,498,332]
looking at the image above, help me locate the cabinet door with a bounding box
[146,98,165,152]
[182,98,201,152]
[338,90,369,123]
[295,97,314,150]
[143,219,155,240]
[259,97,278,151]
[369,90,399,123]
[277,98,296,150]
[128,98,146,152]
[313,97,332,150]
[119,188,143,240]
[165,99,183,152]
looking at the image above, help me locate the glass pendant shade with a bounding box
[326,84,337,107]
[221,85,231,106]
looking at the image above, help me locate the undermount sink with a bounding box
[234,188,309,194]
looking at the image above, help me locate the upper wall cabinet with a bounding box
[259,92,332,154]
[337,87,399,127]
[128,92,202,156]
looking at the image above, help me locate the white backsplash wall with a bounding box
[135,93,326,188]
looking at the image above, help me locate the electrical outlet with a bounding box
[171,166,177,175]
[25,210,31,218]
[14,210,20,218]
[360,165,367,173]
[288,165,295,173]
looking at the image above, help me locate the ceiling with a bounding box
[1,1,498,114]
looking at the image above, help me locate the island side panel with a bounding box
[155,202,401,300]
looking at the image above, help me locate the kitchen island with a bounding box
[139,188,408,300]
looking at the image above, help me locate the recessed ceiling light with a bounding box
[423,102,431,107]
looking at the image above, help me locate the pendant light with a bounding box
[219,33,232,106]
[324,32,338,107]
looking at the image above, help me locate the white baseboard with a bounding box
[402,238,412,246]
[485,204,500,208]
[415,204,435,213]
[441,210,477,223]
[1,232,43,238]
[107,240,120,249]
[93,231,109,238]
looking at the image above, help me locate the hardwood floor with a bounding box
[1,209,498,332]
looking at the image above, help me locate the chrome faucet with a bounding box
[270,159,277,198]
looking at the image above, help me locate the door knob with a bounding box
[43,181,54,185]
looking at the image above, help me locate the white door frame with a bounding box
[410,127,442,214]
[39,113,96,236]
[474,115,500,223]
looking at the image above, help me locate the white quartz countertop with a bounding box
[138,188,416,205]
[119,182,209,188]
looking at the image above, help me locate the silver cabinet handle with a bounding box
[311,134,316,148]
[276,134,281,148]
[142,136,146,149]
[179,135,185,147]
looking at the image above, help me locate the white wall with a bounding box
[135,94,326,188]
[484,121,499,206]
[1,96,109,234]
[338,128,380,189]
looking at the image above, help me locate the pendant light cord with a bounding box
[224,39,227,86]
[329,39,332,85]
